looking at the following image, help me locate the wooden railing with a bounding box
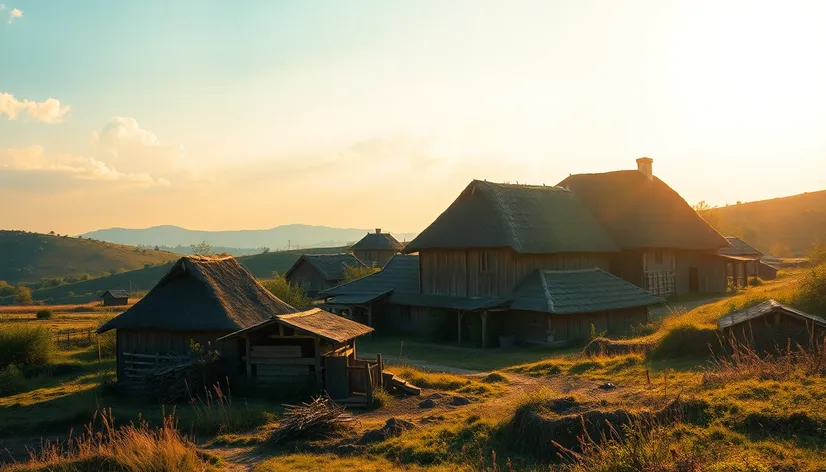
[121,352,190,380]
[346,354,383,405]
[52,328,97,345]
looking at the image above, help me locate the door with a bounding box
[689,267,699,293]
[323,356,349,399]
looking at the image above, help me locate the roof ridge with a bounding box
[538,270,554,313]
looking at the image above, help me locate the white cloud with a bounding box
[0,4,22,24]
[0,92,71,123]
[91,117,185,174]
[0,146,167,187]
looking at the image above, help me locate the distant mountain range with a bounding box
[80,224,418,252]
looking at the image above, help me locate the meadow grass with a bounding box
[394,366,502,398]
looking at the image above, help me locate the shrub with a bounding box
[0,325,54,368]
[259,274,312,310]
[0,364,24,396]
[36,309,54,319]
[797,265,826,313]
[13,285,33,305]
[748,277,764,287]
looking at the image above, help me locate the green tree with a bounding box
[259,274,312,310]
[0,281,14,297]
[190,241,214,256]
[13,286,33,305]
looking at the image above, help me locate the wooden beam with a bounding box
[377,353,384,389]
[314,336,322,385]
[481,311,488,349]
[245,333,252,378]
[364,363,373,406]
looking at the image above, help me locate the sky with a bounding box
[1,0,825,236]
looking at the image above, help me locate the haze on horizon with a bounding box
[2,0,825,236]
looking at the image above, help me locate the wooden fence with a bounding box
[121,352,190,381]
[52,327,97,345]
[346,354,383,405]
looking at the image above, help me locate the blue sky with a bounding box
[2,0,826,234]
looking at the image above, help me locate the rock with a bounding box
[419,398,435,409]
[359,418,417,444]
[598,382,617,390]
[450,396,471,406]
[428,392,445,399]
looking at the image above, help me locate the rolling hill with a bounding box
[28,246,348,304]
[709,189,826,256]
[0,231,179,285]
[81,224,417,251]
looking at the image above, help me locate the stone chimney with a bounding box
[375,228,381,234]
[636,157,653,179]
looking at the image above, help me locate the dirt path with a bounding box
[359,352,480,374]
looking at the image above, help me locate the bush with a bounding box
[13,285,33,305]
[0,364,24,396]
[0,325,54,368]
[36,309,54,319]
[259,274,312,310]
[809,242,826,266]
[797,265,826,313]
[748,277,764,287]
[343,264,380,283]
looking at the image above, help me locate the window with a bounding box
[654,250,663,265]
[479,251,494,273]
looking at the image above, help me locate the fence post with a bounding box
[364,363,373,406]
[376,353,384,388]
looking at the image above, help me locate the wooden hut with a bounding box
[719,236,763,287]
[718,299,826,351]
[758,261,779,280]
[218,308,380,405]
[351,229,403,267]
[101,290,129,306]
[97,255,296,383]
[559,158,731,296]
[285,253,365,297]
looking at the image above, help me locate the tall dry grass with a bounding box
[7,409,209,472]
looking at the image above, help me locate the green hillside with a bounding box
[29,246,348,304]
[0,230,179,285]
[708,190,826,256]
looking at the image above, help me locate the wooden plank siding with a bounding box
[419,248,611,297]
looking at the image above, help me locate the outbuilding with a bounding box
[101,290,129,306]
[718,299,826,351]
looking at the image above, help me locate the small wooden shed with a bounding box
[284,253,366,297]
[718,299,826,351]
[218,308,381,405]
[101,290,129,306]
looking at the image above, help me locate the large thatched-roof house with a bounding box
[351,229,403,267]
[285,253,366,297]
[559,158,731,295]
[98,255,296,382]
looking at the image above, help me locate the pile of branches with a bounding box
[271,395,356,444]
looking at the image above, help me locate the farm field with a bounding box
[2,265,826,471]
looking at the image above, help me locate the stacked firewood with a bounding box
[122,358,215,403]
[271,396,356,444]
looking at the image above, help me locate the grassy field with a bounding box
[3,266,826,470]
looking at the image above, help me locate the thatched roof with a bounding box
[351,231,403,251]
[218,308,373,344]
[98,256,296,333]
[404,180,618,254]
[320,254,419,304]
[101,290,129,299]
[285,253,365,282]
[720,237,762,257]
[558,171,729,251]
[510,268,664,314]
[718,299,826,330]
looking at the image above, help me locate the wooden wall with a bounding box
[286,261,336,296]
[674,251,727,294]
[419,248,611,297]
[354,249,395,268]
[503,308,648,344]
[116,329,238,381]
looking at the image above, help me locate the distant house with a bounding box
[758,261,779,280]
[101,290,129,306]
[719,236,763,286]
[351,229,403,267]
[718,299,826,351]
[97,255,296,382]
[285,253,366,297]
[559,158,731,296]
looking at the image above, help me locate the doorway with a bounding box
[689,267,699,293]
